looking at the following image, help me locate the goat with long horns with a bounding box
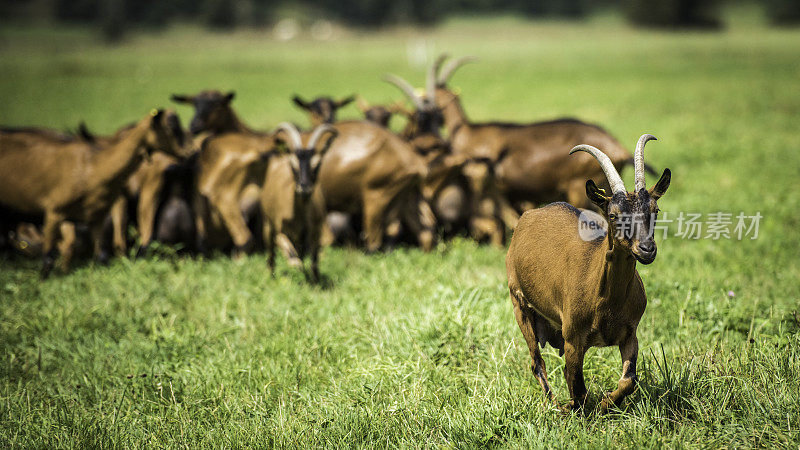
[506,135,671,412]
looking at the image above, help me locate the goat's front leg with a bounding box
[91,220,111,265]
[57,222,77,273]
[564,341,588,410]
[137,178,163,249]
[40,211,65,279]
[308,244,320,284]
[110,196,128,256]
[601,334,639,413]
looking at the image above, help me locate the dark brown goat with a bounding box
[431,55,651,211]
[507,135,670,412]
[0,110,183,276]
[293,95,355,126]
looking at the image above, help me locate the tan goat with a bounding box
[431,55,654,211]
[172,90,272,254]
[261,123,337,282]
[506,135,670,412]
[0,110,183,277]
[78,111,192,256]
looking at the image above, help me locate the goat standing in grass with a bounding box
[172,91,271,255]
[506,135,671,412]
[0,110,184,277]
[262,123,337,283]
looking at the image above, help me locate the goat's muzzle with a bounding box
[633,243,657,265]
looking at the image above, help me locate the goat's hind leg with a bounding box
[511,289,555,402]
[600,333,639,413]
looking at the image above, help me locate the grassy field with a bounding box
[2,9,800,448]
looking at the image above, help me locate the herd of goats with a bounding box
[0,53,673,412]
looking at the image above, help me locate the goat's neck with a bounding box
[440,93,469,137]
[597,235,638,305]
[89,122,150,189]
[221,109,253,134]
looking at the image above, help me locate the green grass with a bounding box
[2,12,800,447]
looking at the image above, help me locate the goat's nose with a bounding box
[638,242,655,253]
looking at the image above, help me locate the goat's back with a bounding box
[320,121,424,212]
[506,202,606,326]
[0,131,89,214]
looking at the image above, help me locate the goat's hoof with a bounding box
[40,264,53,280]
[135,244,150,259]
[599,393,617,414]
[97,253,111,266]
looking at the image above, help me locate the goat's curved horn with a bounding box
[308,123,338,149]
[428,54,449,97]
[384,74,424,109]
[437,56,477,86]
[273,122,303,150]
[634,134,657,192]
[570,144,626,194]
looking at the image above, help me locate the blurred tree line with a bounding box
[1,0,799,41]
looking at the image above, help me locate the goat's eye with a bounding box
[608,213,617,220]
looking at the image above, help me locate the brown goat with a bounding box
[386,71,518,245]
[293,95,355,126]
[261,123,337,282]
[320,120,436,252]
[431,55,652,211]
[356,96,408,128]
[78,111,192,255]
[0,110,183,277]
[506,135,671,412]
[172,90,272,255]
[193,132,272,255]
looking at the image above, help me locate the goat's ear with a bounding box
[224,91,235,104]
[336,95,355,108]
[171,94,192,104]
[586,179,611,209]
[649,168,671,200]
[292,95,310,110]
[77,122,95,143]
